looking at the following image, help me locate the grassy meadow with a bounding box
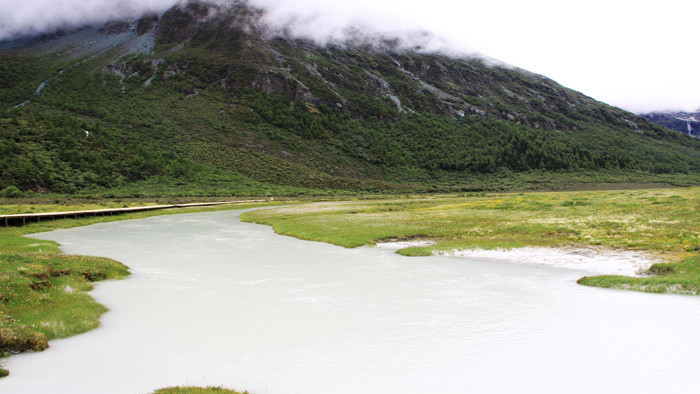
[0,200,279,377]
[242,187,700,295]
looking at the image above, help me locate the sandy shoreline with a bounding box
[375,240,437,249]
[375,241,660,277]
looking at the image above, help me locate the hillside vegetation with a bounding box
[0,0,698,197]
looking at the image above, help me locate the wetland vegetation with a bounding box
[242,187,700,295]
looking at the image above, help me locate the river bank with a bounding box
[241,187,700,295]
[0,200,279,377]
[4,208,698,393]
[1,188,698,391]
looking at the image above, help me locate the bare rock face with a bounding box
[101,20,131,35]
[641,111,700,138]
[136,13,160,36]
[155,1,217,44]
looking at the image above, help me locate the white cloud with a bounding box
[252,0,700,112]
[0,0,177,38]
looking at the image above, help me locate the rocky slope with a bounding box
[0,0,698,195]
[640,111,700,138]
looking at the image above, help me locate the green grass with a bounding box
[0,253,129,345]
[578,255,700,293]
[242,187,700,295]
[0,200,281,377]
[0,235,129,376]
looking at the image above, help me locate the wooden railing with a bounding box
[0,200,266,227]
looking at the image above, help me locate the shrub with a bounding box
[0,186,22,198]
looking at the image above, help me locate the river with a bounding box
[2,209,699,393]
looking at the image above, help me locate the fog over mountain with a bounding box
[0,0,175,38]
[1,0,698,113]
[0,0,459,52]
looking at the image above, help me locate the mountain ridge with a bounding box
[640,111,700,138]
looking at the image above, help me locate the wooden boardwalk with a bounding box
[0,200,265,227]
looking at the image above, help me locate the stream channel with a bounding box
[2,209,699,393]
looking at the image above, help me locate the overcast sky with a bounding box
[1,0,697,113]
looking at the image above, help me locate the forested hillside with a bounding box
[1,0,698,197]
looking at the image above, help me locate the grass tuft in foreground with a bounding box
[0,252,130,345]
[242,188,700,295]
[0,244,129,374]
[578,255,700,295]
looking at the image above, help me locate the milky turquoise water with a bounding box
[2,209,699,393]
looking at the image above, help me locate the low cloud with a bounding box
[0,0,470,55]
[249,0,474,57]
[0,0,179,40]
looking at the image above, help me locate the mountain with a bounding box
[640,111,700,138]
[1,0,698,196]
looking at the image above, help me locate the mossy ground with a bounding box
[242,187,700,295]
[0,200,280,376]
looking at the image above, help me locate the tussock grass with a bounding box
[242,187,700,295]
[578,255,700,295]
